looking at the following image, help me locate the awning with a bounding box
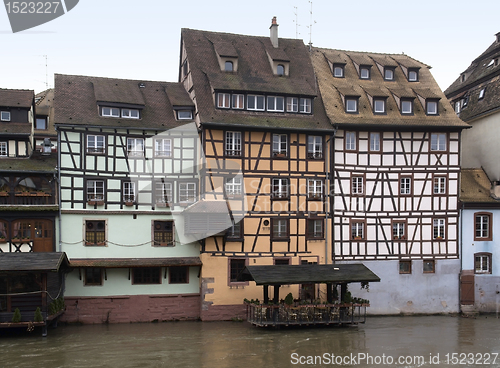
[237,264,380,285]
[69,257,202,268]
[0,252,69,272]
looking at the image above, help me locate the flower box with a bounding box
[124,201,135,207]
[87,200,104,206]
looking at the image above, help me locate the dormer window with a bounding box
[299,98,312,114]
[426,100,438,115]
[232,94,244,109]
[247,95,265,111]
[479,88,486,100]
[101,107,120,117]
[384,67,395,81]
[286,97,298,112]
[0,111,11,121]
[217,93,231,109]
[408,69,419,82]
[121,109,140,119]
[177,110,193,120]
[360,66,371,79]
[225,61,234,72]
[401,99,413,115]
[333,64,344,78]
[277,64,285,76]
[373,98,386,114]
[267,96,284,112]
[345,97,359,113]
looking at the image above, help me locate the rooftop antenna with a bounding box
[43,55,48,89]
[293,6,300,39]
[307,1,316,51]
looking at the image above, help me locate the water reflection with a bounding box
[0,316,499,367]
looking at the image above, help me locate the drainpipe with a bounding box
[330,127,337,264]
[57,126,62,252]
[324,135,329,265]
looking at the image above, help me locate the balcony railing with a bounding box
[0,192,54,206]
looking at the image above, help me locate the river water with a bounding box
[0,315,499,367]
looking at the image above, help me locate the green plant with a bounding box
[342,291,352,304]
[34,307,43,322]
[12,308,21,323]
[284,292,294,306]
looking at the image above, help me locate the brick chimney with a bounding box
[270,16,279,48]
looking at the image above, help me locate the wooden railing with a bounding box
[0,192,55,205]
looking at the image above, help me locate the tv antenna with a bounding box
[293,6,300,39]
[307,1,316,51]
[43,55,48,89]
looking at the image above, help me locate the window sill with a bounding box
[124,201,135,207]
[88,200,104,206]
[308,195,323,200]
[85,242,106,246]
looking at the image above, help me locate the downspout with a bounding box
[324,135,329,265]
[57,126,62,252]
[331,126,337,264]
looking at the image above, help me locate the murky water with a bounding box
[0,316,499,367]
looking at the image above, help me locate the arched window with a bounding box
[225,61,233,72]
[277,64,285,76]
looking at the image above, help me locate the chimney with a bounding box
[496,32,500,43]
[270,16,279,48]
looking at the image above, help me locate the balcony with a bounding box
[0,192,54,206]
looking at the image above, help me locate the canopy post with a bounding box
[263,285,269,304]
[273,284,280,303]
[326,282,333,303]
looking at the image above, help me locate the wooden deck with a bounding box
[246,303,368,327]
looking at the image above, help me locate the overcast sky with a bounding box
[1,0,499,93]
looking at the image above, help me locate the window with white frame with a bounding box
[177,110,193,120]
[101,107,120,117]
[384,67,395,81]
[267,96,284,112]
[478,88,486,100]
[307,219,323,239]
[392,221,406,240]
[277,64,285,76]
[154,138,172,157]
[352,175,364,195]
[225,131,242,156]
[217,93,231,108]
[0,142,7,157]
[155,181,172,206]
[35,117,47,130]
[351,221,365,240]
[272,218,289,239]
[307,136,323,159]
[408,69,418,82]
[299,98,312,113]
[433,218,445,240]
[272,178,289,199]
[179,182,196,203]
[272,134,287,156]
[123,182,135,203]
[374,98,386,114]
[360,66,371,79]
[430,133,446,151]
[127,138,144,157]
[87,135,105,154]
[426,100,438,115]
[225,61,233,72]
[333,64,344,78]
[286,97,298,112]
[247,95,265,111]
[232,94,245,109]
[0,111,11,121]
[433,176,446,195]
[121,109,140,119]
[346,97,358,113]
[225,177,242,198]
[475,253,491,274]
[308,179,323,199]
[400,177,411,195]
[87,180,104,202]
[455,101,461,114]
[345,131,357,151]
[475,213,492,240]
[401,99,413,114]
[369,132,380,151]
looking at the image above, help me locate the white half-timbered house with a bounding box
[54,74,202,323]
[311,48,469,314]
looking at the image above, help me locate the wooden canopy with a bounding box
[0,252,69,273]
[238,264,380,285]
[69,257,202,268]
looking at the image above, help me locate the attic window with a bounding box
[384,67,395,81]
[36,117,47,130]
[101,107,120,117]
[0,111,11,121]
[333,64,344,78]
[479,88,486,100]
[225,61,234,72]
[373,98,386,114]
[400,99,413,115]
[121,109,140,119]
[360,66,371,79]
[426,100,438,115]
[345,97,359,113]
[408,69,419,82]
[486,59,495,68]
[277,64,285,76]
[177,110,193,120]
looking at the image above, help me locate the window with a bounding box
[408,69,418,82]
[155,181,172,206]
[225,177,242,198]
[179,182,196,203]
[474,253,492,274]
[177,110,193,120]
[426,100,438,115]
[169,266,188,284]
[433,176,446,195]
[154,138,172,157]
[351,220,365,240]
[121,109,140,119]
[345,131,357,151]
[127,138,144,157]
[400,177,412,195]
[225,131,242,156]
[272,218,289,240]
[229,258,247,283]
[475,213,492,241]
[217,93,231,108]
[133,267,161,284]
[35,117,47,130]
[399,260,411,274]
[232,94,245,109]
[346,97,358,113]
[433,218,445,240]
[430,133,446,151]
[0,142,7,157]
[308,136,323,159]
[423,260,435,273]
[307,219,323,239]
[308,179,323,199]
[274,258,290,265]
[0,111,10,121]
[272,134,287,156]
[267,96,284,112]
[352,175,364,195]
[373,98,386,114]
[277,64,285,76]
[333,64,344,78]
[84,268,103,286]
[123,182,135,203]
[247,95,265,111]
[286,97,298,112]
[153,220,174,246]
[401,99,413,114]
[479,88,486,100]
[360,66,371,79]
[87,135,105,154]
[272,178,289,199]
[226,221,243,240]
[101,107,120,117]
[369,132,380,151]
[299,98,312,113]
[455,101,461,114]
[392,221,406,240]
[384,67,395,81]
[85,220,106,246]
[225,61,233,72]
[87,180,104,203]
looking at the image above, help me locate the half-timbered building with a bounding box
[310,47,469,314]
[54,74,202,323]
[180,20,335,320]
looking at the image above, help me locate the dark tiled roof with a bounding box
[69,257,202,268]
[35,88,57,136]
[0,252,69,272]
[311,48,469,129]
[0,156,57,173]
[0,89,34,108]
[460,168,500,204]
[181,28,332,131]
[0,122,31,135]
[54,74,193,130]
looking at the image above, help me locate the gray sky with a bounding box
[1,0,499,93]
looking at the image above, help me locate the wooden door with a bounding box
[32,220,53,252]
[460,274,475,305]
